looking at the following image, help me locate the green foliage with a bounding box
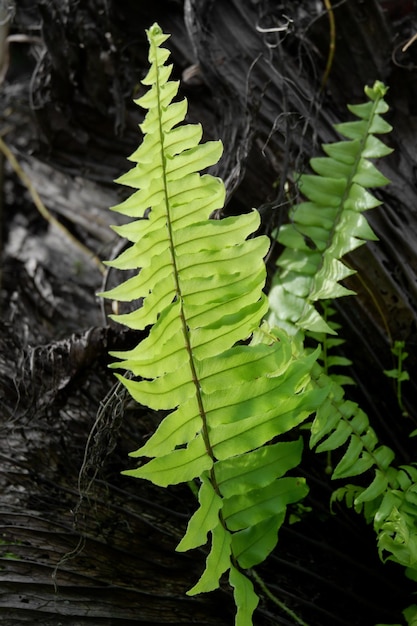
[100,22,417,626]
[267,81,400,491]
[268,81,393,335]
[267,79,417,622]
[101,23,323,626]
[384,340,410,417]
[310,363,395,481]
[306,302,354,387]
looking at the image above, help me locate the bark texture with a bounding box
[1,0,417,624]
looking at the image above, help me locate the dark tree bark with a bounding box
[1,1,417,624]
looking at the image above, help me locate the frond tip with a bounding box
[100,22,323,626]
[269,80,393,335]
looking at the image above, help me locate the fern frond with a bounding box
[310,364,395,480]
[264,77,417,619]
[313,363,417,576]
[100,23,324,625]
[265,82,417,589]
[268,80,393,334]
[374,464,417,570]
[332,461,417,577]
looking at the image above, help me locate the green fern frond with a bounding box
[100,23,324,625]
[265,82,417,591]
[373,464,417,570]
[313,357,417,575]
[332,460,417,577]
[306,302,355,386]
[268,80,393,334]
[310,347,417,584]
[310,364,395,481]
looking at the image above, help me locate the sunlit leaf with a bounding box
[100,22,321,626]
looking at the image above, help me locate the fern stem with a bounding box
[321,305,334,475]
[342,258,392,344]
[321,0,336,90]
[392,341,409,417]
[152,36,221,495]
[251,569,311,626]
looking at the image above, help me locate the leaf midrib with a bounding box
[153,37,219,474]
